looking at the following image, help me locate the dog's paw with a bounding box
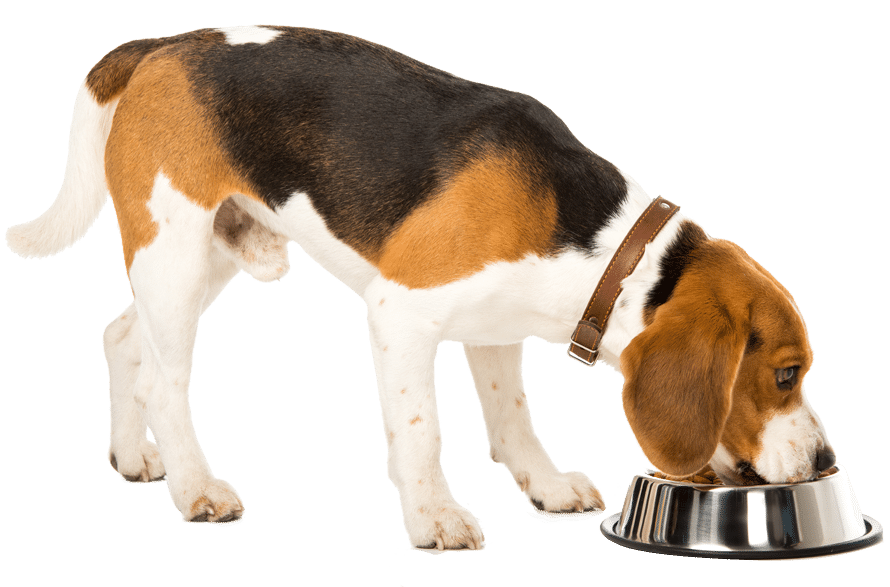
[181,479,244,523]
[109,441,166,482]
[407,501,484,550]
[521,471,605,513]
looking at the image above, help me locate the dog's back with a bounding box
[12,26,632,284]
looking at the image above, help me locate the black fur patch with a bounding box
[645,220,708,312]
[179,27,626,256]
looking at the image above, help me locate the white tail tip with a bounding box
[7,84,117,259]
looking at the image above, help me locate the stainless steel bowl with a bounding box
[601,465,882,559]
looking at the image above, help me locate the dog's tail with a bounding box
[6,38,166,258]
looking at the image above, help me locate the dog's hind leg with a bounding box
[105,303,165,482]
[119,174,243,522]
[366,285,484,550]
[464,343,605,513]
[104,239,240,485]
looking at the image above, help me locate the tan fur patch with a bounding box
[104,49,260,271]
[376,153,557,289]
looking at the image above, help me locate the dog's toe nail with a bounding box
[216,512,237,523]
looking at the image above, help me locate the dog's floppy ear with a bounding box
[620,266,748,476]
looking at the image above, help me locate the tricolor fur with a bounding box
[7,26,834,550]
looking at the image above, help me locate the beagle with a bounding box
[7,26,835,549]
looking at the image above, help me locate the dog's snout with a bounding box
[816,447,836,472]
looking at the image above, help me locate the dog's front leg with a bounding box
[465,343,605,513]
[366,292,484,550]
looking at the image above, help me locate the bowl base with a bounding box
[600,514,882,559]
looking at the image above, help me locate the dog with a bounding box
[7,26,835,550]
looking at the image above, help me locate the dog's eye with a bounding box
[776,366,799,390]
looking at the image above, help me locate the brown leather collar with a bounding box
[568,196,680,365]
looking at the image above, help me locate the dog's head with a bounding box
[620,239,833,484]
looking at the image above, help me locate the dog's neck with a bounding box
[572,180,703,369]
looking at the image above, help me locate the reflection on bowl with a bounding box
[601,465,882,559]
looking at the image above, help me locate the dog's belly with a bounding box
[229,192,378,295]
[222,185,669,353]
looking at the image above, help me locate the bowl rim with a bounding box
[639,464,842,490]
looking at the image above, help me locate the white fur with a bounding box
[218,26,282,46]
[104,303,166,483]
[6,84,116,256]
[754,398,828,483]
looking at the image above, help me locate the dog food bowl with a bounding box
[600,465,882,559]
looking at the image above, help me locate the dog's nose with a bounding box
[816,447,836,472]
